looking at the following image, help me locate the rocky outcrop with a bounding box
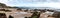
[0,3,7,8]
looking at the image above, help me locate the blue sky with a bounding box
[0,0,60,9]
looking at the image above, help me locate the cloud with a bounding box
[0,0,60,9]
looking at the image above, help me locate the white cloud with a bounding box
[0,0,60,9]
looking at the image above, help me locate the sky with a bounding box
[0,0,60,9]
